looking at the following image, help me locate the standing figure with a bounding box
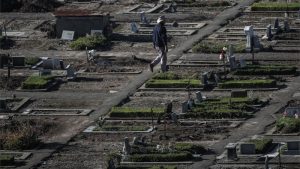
[150,16,168,72]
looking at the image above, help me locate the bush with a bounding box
[192,41,245,53]
[145,79,202,88]
[25,57,40,66]
[130,152,192,162]
[276,117,300,133]
[21,76,53,89]
[234,65,297,75]
[251,2,300,11]
[110,107,165,118]
[249,138,273,154]
[70,35,109,50]
[174,143,206,154]
[218,79,276,88]
[0,155,14,166]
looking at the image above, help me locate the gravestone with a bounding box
[266,24,272,41]
[228,44,234,58]
[66,64,76,79]
[43,59,61,70]
[298,10,300,19]
[196,91,203,102]
[181,101,188,113]
[202,72,208,86]
[274,18,279,29]
[123,137,131,155]
[240,143,256,154]
[225,143,238,160]
[171,112,178,123]
[0,99,7,111]
[231,90,247,98]
[284,107,300,117]
[12,56,25,67]
[229,56,236,70]
[287,141,300,151]
[214,73,220,84]
[163,102,172,114]
[187,99,194,110]
[140,12,149,25]
[239,59,246,68]
[284,20,290,32]
[265,155,269,169]
[61,30,74,40]
[131,22,139,33]
[244,26,254,51]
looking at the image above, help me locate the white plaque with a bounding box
[61,30,75,40]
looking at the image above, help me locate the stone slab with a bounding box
[21,109,93,116]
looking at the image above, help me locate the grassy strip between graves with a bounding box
[234,65,297,75]
[116,166,177,169]
[110,107,165,118]
[94,125,150,131]
[145,79,202,88]
[192,41,245,53]
[129,152,193,162]
[70,35,110,50]
[0,155,14,166]
[218,79,276,88]
[276,117,300,133]
[248,138,273,154]
[251,2,300,11]
[21,76,54,89]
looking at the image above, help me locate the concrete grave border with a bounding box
[21,109,93,116]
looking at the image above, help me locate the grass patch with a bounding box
[192,41,245,54]
[21,76,54,89]
[276,117,300,133]
[152,72,180,80]
[70,35,110,50]
[248,138,273,154]
[174,143,206,154]
[0,155,14,166]
[145,79,202,88]
[218,79,276,88]
[110,107,165,118]
[251,2,300,11]
[234,65,297,75]
[25,57,40,66]
[130,152,192,162]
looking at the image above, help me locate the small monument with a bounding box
[225,143,238,160]
[265,24,273,41]
[123,137,131,155]
[196,91,203,102]
[181,101,188,113]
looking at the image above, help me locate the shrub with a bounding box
[174,143,206,154]
[130,152,193,162]
[249,138,273,154]
[0,155,14,166]
[218,79,276,88]
[70,35,109,50]
[145,79,202,88]
[192,41,245,53]
[21,76,54,89]
[251,2,300,11]
[110,107,165,118]
[276,117,300,133]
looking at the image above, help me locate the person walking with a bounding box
[150,16,168,72]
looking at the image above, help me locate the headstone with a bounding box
[12,56,25,67]
[274,18,279,29]
[266,24,273,41]
[202,72,208,86]
[131,22,139,33]
[196,91,203,102]
[123,137,131,155]
[231,90,247,98]
[284,20,290,32]
[66,64,76,79]
[163,102,172,114]
[229,56,236,71]
[171,112,178,123]
[298,10,300,19]
[43,59,61,70]
[181,101,188,113]
[187,99,194,110]
[284,107,300,117]
[228,44,234,57]
[140,12,149,25]
[214,73,220,84]
[244,26,254,51]
[253,35,261,50]
[61,30,74,40]
[287,141,300,151]
[60,60,65,69]
[172,21,179,27]
[108,159,116,169]
[240,143,256,154]
[265,155,269,169]
[239,59,246,68]
[225,143,238,160]
[91,30,103,36]
[132,137,139,145]
[0,99,7,111]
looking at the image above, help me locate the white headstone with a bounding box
[244,26,254,37]
[61,30,75,40]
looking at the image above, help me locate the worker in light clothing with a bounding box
[150,16,168,72]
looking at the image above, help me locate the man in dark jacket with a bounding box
[150,16,168,72]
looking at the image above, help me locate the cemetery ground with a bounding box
[1,0,300,169]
